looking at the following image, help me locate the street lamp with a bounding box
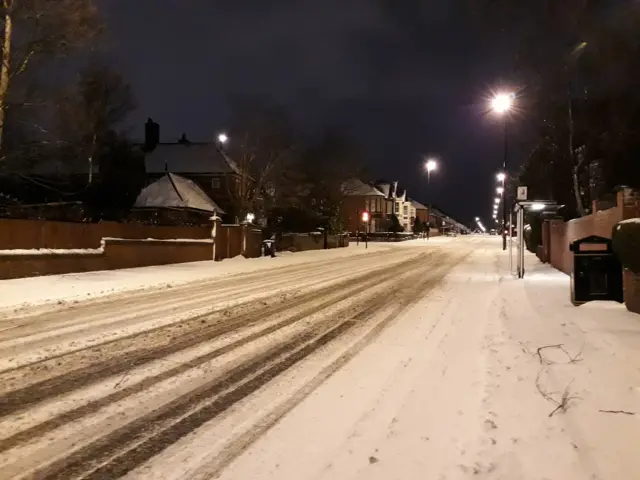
[217,133,228,144]
[491,93,514,251]
[361,211,370,249]
[424,158,438,240]
[497,186,504,194]
[496,172,506,182]
[491,92,514,114]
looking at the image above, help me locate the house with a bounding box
[134,173,225,214]
[141,118,242,221]
[409,199,429,225]
[375,181,414,232]
[430,206,470,234]
[131,172,225,226]
[341,179,391,233]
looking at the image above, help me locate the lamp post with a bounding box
[491,93,514,251]
[361,210,370,249]
[425,159,437,240]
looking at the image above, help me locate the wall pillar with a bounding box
[241,222,249,257]
[210,215,222,261]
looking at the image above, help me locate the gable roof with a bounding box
[134,173,225,213]
[409,199,428,210]
[342,179,386,197]
[144,142,241,175]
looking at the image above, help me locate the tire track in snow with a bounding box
[35,254,464,480]
[0,252,435,418]
[0,249,403,347]
[0,249,461,479]
[191,258,468,479]
[0,255,431,452]
[0,248,401,327]
[0,250,431,394]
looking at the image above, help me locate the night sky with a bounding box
[101,0,516,226]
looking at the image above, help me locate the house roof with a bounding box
[134,173,225,213]
[342,179,386,197]
[409,199,428,210]
[144,142,241,175]
[374,181,394,198]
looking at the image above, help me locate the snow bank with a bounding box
[0,243,392,312]
[0,238,213,257]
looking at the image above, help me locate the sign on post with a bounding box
[517,186,528,201]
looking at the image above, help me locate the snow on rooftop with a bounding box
[134,173,225,213]
[342,179,386,197]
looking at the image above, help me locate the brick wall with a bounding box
[0,238,214,280]
[0,219,211,250]
[278,233,349,252]
[548,191,626,275]
[0,221,266,280]
[546,188,640,314]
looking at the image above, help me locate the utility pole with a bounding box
[502,115,508,251]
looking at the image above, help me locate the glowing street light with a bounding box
[494,198,500,204]
[217,133,228,144]
[496,172,506,182]
[491,92,515,114]
[424,158,439,241]
[497,186,504,194]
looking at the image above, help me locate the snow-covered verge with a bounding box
[0,242,398,312]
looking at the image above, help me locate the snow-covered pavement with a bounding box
[0,236,639,479]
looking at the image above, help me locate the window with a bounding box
[211,177,221,189]
[403,205,408,215]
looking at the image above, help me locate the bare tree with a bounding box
[301,129,366,233]
[225,100,298,223]
[55,62,135,181]
[0,0,101,151]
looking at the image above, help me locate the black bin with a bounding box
[569,235,623,306]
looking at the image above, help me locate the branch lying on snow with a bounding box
[599,410,635,416]
[535,371,581,417]
[535,343,583,365]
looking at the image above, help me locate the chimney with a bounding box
[178,133,190,144]
[144,117,160,151]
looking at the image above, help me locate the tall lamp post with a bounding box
[425,159,438,240]
[491,93,514,251]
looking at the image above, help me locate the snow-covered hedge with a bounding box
[612,219,640,273]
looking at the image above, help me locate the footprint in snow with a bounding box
[484,419,498,431]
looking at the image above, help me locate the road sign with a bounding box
[517,186,528,201]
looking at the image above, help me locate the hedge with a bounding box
[612,219,640,273]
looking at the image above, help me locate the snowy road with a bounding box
[1,237,640,480]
